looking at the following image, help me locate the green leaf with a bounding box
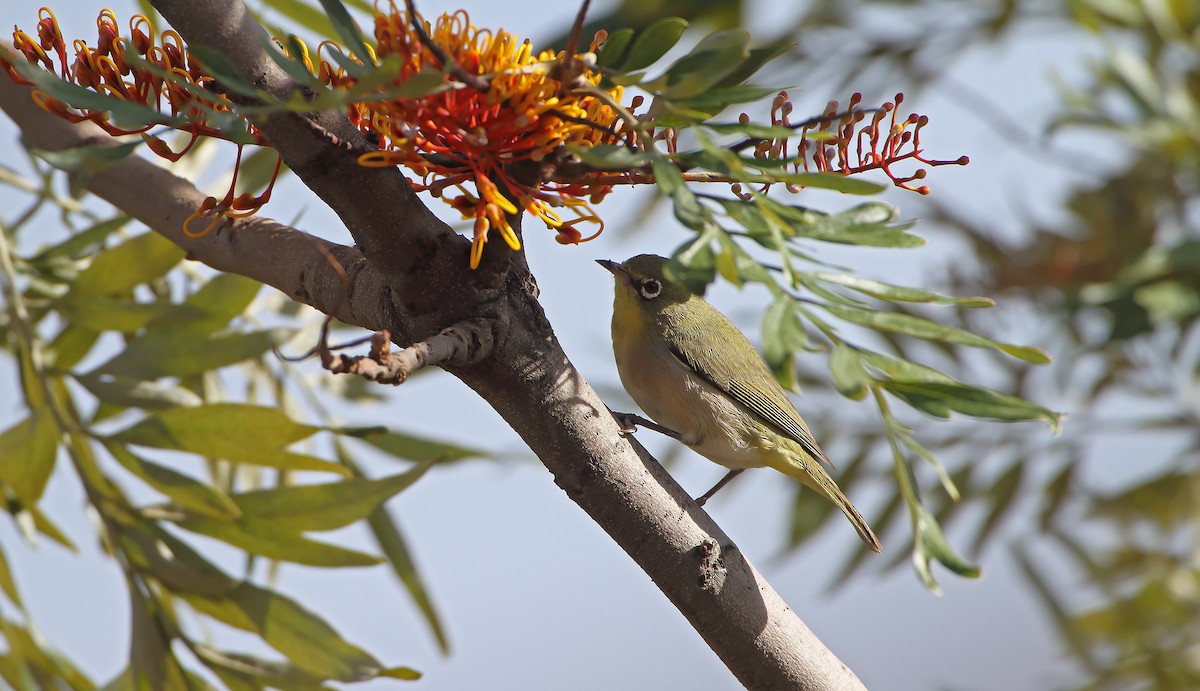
[232,461,433,532]
[76,373,204,411]
[110,404,348,475]
[773,171,885,195]
[115,522,237,597]
[148,273,263,334]
[71,232,184,297]
[106,443,239,519]
[595,28,634,69]
[883,380,1064,431]
[176,518,382,567]
[181,582,391,681]
[30,216,130,264]
[342,427,486,463]
[820,302,1052,364]
[127,577,191,691]
[652,154,705,229]
[806,272,995,307]
[56,295,190,333]
[185,45,261,98]
[8,59,175,130]
[651,30,750,100]
[34,141,144,181]
[316,0,375,74]
[95,329,292,379]
[913,506,981,593]
[193,644,336,691]
[618,18,689,71]
[566,144,652,170]
[761,294,807,390]
[0,543,22,609]
[666,227,718,294]
[828,344,869,400]
[0,410,59,505]
[337,443,448,653]
[671,84,788,112]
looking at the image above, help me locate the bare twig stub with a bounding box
[324,320,496,385]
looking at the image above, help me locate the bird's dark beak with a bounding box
[596,259,626,277]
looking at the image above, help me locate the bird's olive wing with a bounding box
[667,337,833,468]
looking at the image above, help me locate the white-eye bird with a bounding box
[598,254,881,553]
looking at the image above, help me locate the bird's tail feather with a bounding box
[767,454,881,553]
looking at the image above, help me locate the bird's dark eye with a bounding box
[638,279,662,300]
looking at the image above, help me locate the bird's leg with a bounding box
[695,469,745,507]
[609,408,683,441]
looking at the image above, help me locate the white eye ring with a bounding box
[638,279,662,300]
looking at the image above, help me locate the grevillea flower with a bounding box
[343,6,630,267]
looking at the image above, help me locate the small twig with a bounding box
[325,319,496,385]
[405,0,490,93]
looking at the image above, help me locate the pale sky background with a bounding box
[0,1,1121,689]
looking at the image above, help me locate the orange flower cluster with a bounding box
[3,8,279,237]
[340,7,629,267]
[3,6,631,266]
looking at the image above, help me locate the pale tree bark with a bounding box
[0,0,869,686]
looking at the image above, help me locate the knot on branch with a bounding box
[322,319,496,385]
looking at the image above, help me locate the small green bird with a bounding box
[599,254,881,553]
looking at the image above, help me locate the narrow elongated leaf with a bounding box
[56,296,189,333]
[913,506,981,592]
[652,154,705,229]
[106,443,239,519]
[807,272,995,307]
[652,30,750,100]
[147,273,262,333]
[96,329,292,379]
[110,404,348,475]
[193,644,333,691]
[115,522,237,597]
[821,302,1052,364]
[182,582,391,681]
[317,0,374,74]
[30,216,130,264]
[338,428,486,463]
[665,229,718,298]
[71,232,184,297]
[761,294,806,390]
[0,410,59,505]
[177,518,382,567]
[127,578,191,691]
[884,380,1063,431]
[828,344,869,400]
[0,543,21,609]
[232,461,433,532]
[619,18,688,71]
[595,28,634,68]
[76,373,203,411]
[339,445,449,654]
[566,144,652,170]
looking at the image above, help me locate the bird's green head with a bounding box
[597,254,702,337]
[597,254,694,309]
